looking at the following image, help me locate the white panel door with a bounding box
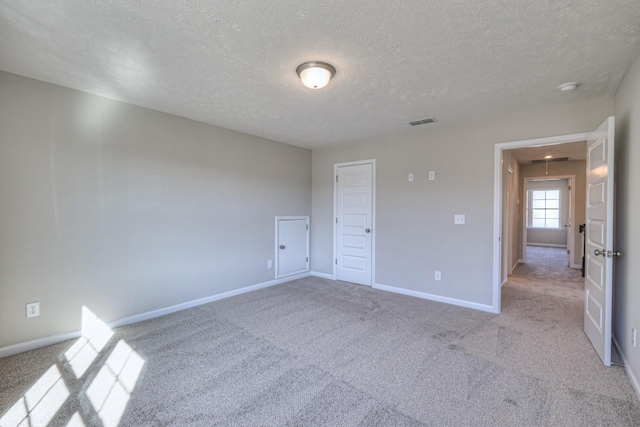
[336,163,373,286]
[276,217,309,278]
[584,116,616,366]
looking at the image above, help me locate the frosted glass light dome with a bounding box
[296,62,336,89]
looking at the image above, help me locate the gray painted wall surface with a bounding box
[613,51,640,395]
[519,161,586,267]
[312,98,612,307]
[525,179,569,248]
[0,72,311,349]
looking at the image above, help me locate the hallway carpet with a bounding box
[1,258,639,425]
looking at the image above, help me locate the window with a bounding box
[527,189,560,228]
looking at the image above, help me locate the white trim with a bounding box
[310,271,336,280]
[613,336,640,403]
[374,283,496,313]
[571,263,582,269]
[501,278,508,287]
[494,132,590,313]
[0,273,310,359]
[275,216,310,279]
[333,159,376,286]
[511,259,523,274]
[527,243,568,248]
[0,331,82,360]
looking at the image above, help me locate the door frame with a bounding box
[493,132,589,312]
[333,159,376,284]
[275,216,310,279]
[521,175,576,267]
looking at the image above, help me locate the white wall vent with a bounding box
[530,157,569,164]
[408,117,437,126]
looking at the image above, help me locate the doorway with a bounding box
[522,176,576,268]
[493,117,616,366]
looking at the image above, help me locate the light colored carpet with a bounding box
[1,250,639,426]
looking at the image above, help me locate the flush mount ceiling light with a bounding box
[558,82,579,92]
[544,155,553,159]
[296,61,336,89]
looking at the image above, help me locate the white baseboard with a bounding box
[0,273,310,359]
[310,271,336,280]
[571,263,582,269]
[613,336,640,403]
[527,243,567,248]
[373,283,496,313]
[0,331,83,360]
[501,278,508,288]
[511,259,523,273]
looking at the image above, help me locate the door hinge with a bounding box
[306,224,309,230]
[567,250,570,254]
[336,217,338,224]
[336,175,338,183]
[306,257,309,262]
[568,186,571,190]
[335,259,337,264]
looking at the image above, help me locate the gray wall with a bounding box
[0,71,311,349]
[312,98,612,307]
[613,51,640,395]
[525,179,569,248]
[519,161,587,267]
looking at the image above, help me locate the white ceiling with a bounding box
[509,140,587,164]
[1,1,639,149]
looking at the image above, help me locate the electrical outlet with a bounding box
[454,214,466,225]
[633,327,637,348]
[428,171,435,181]
[435,271,441,281]
[26,302,40,318]
[267,260,273,269]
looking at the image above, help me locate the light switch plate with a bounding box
[408,173,414,182]
[454,214,465,225]
[428,171,435,181]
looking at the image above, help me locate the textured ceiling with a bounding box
[1,1,639,149]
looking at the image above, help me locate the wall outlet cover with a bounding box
[428,171,435,181]
[454,214,466,224]
[435,271,441,281]
[408,173,414,182]
[26,302,40,318]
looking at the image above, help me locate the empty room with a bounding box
[1,1,640,426]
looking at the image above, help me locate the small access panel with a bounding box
[276,216,310,279]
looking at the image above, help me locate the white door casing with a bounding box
[584,116,616,367]
[334,161,374,286]
[276,216,309,279]
[566,179,572,267]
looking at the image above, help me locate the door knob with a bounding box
[594,249,605,257]
[365,229,371,233]
[608,250,622,258]
[280,245,285,249]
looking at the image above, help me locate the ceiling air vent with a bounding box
[530,157,569,164]
[409,117,437,126]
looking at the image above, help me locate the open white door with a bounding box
[584,116,617,366]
